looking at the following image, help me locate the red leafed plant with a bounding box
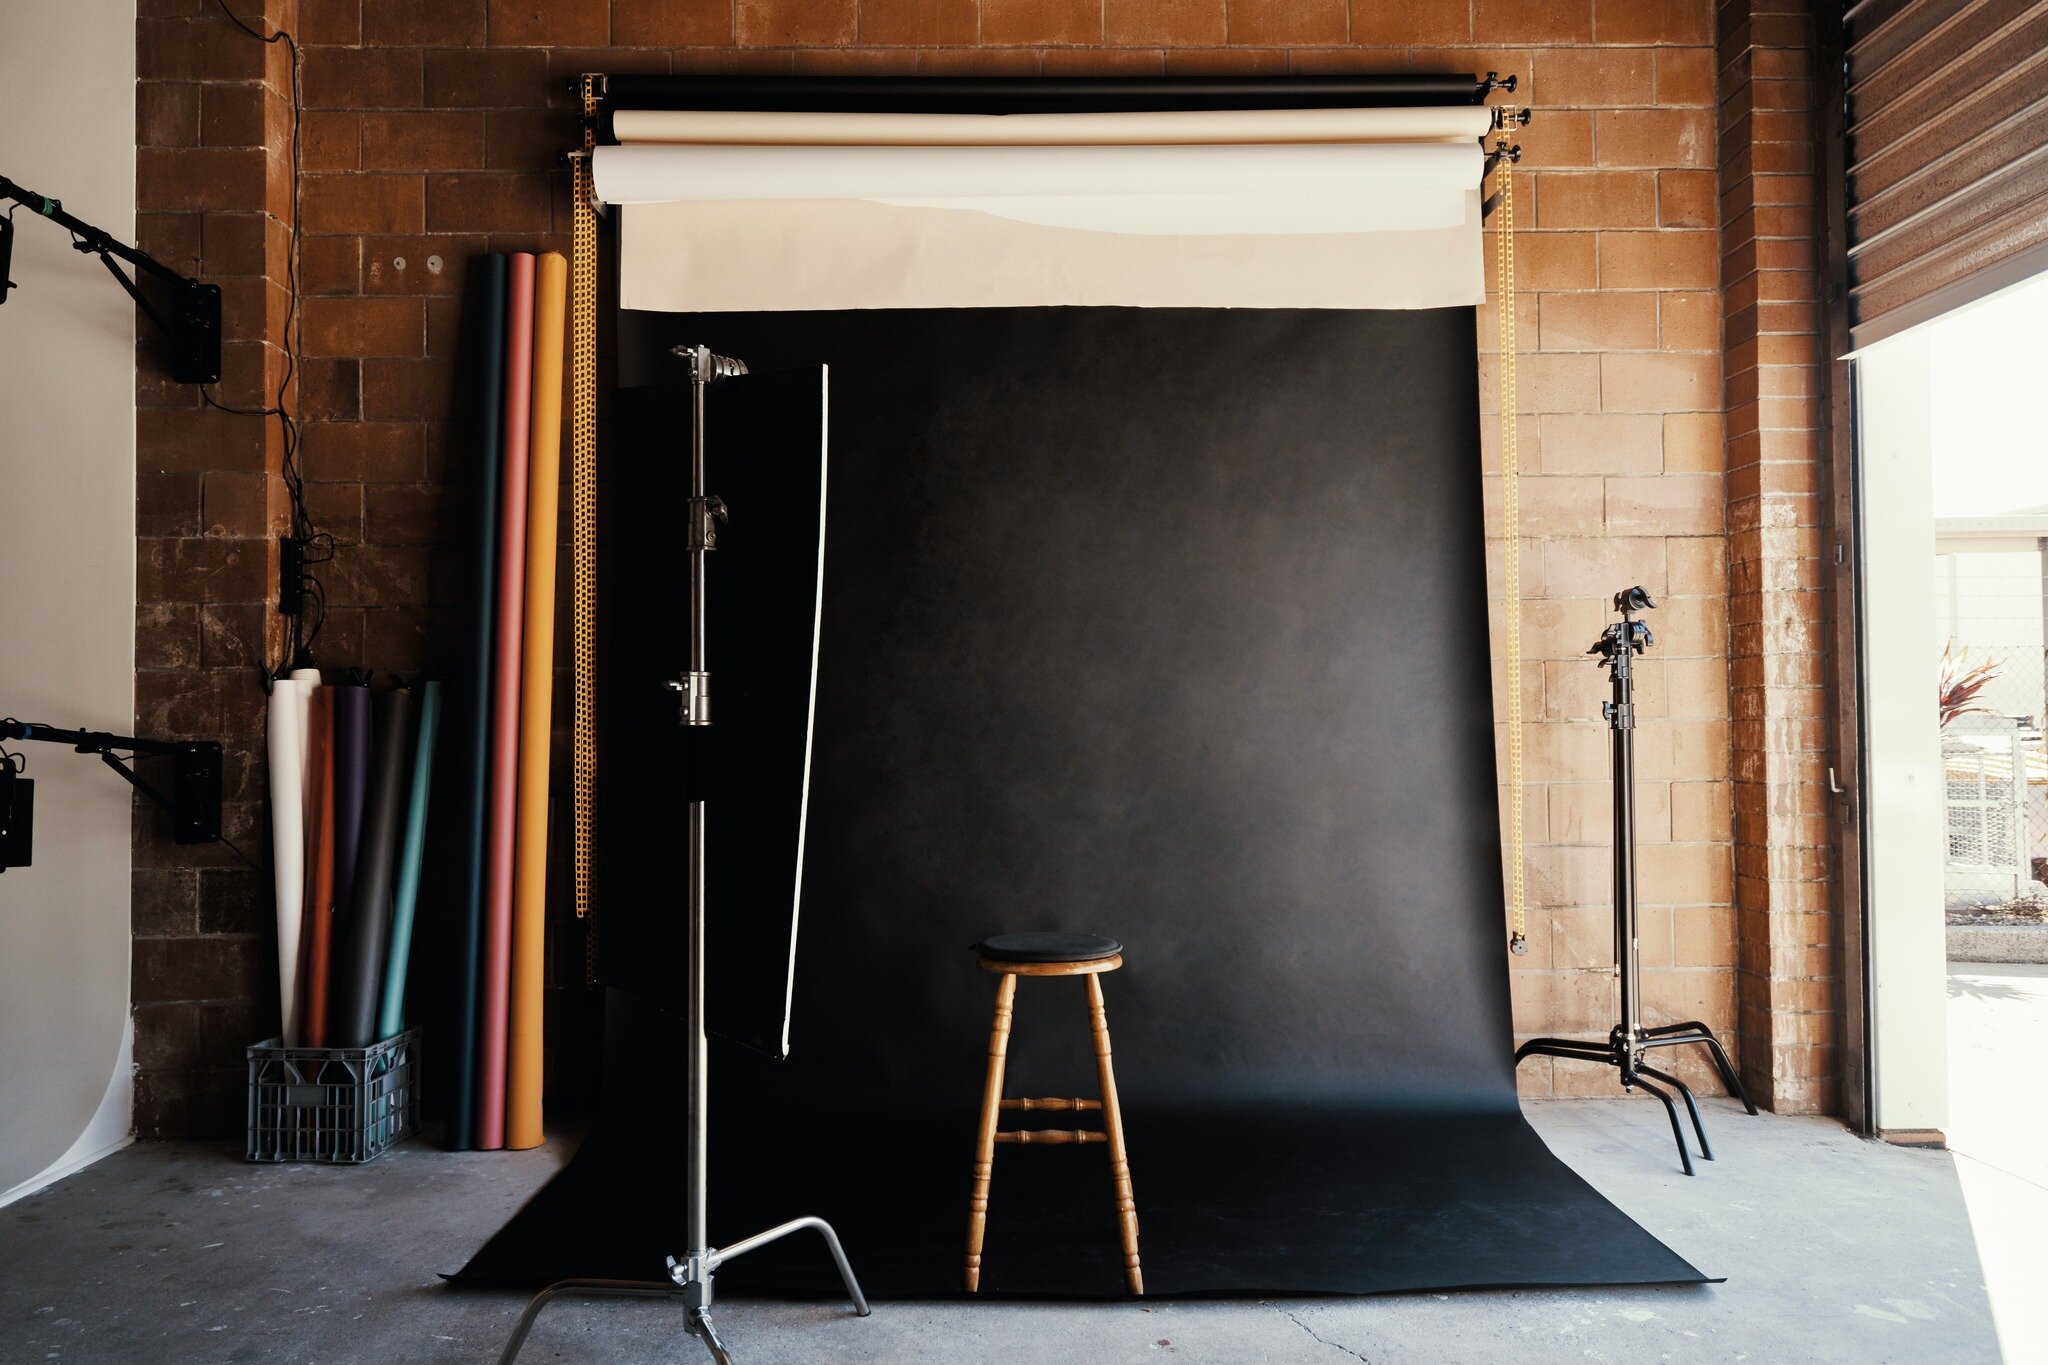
[1939,644,2001,728]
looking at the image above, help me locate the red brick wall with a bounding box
[131,0,1833,1135]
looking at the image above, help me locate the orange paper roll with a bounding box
[507,252,566,1150]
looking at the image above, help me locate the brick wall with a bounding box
[134,0,298,1138]
[130,0,1833,1135]
[1715,0,1834,1114]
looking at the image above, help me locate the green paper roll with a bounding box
[379,681,440,1041]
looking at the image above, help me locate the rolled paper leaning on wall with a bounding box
[333,686,415,1050]
[508,251,567,1151]
[379,680,441,1043]
[298,685,337,1051]
[478,251,536,1151]
[265,675,309,1043]
[450,253,510,1152]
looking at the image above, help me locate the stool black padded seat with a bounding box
[973,932,1123,964]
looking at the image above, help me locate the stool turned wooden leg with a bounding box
[965,971,1017,1292]
[1086,973,1143,1295]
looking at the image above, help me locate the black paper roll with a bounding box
[449,254,509,1149]
[333,686,415,1050]
[326,680,372,1042]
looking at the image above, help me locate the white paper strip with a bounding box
[267,677,310,1044]
[593,142,1476,208]
[618,194,1484,312]
[612,105,1495,148]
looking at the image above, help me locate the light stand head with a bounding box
[1590,585,1655,670]
[670,343,749,385]
[1614,585,1655,616]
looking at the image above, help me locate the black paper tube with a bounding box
[449,253,509,1150]
[598,74,1492,117]
[325,680,372,1042]
[334,686,415,1050]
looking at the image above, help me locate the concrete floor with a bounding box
[1949,961,2048,1362]
[0,1098,2000,1363]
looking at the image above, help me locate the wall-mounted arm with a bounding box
[0,174,222,384]
[0,719,222,847]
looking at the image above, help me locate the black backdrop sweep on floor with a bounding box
[456,307,1707,1296]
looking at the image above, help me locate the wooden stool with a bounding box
[964,932,1142,1296]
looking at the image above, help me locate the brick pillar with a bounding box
[133,0,297,1138]
[1715,0,1836,1114]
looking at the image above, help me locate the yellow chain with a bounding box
[571,75,599,980]
[1494,128,1528,955]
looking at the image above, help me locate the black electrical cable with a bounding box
[207,0,322,679]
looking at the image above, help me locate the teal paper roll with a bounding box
[379,681,440,1041]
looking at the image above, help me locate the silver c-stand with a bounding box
[499,346,870,1364]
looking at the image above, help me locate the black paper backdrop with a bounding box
[457,306,1705,1296]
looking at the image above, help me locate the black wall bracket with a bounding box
[0,720,222,870]
[1,174,223,385]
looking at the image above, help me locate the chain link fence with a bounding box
[1937,548,2048,916]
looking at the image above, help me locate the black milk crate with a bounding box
[245,1027,421,1163]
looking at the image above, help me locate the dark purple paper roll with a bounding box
[326,681,372,1041]
[333,686,415,1049]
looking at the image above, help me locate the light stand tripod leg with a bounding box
[1638,1064,1712,1161]
[707,1215,874,1318]
[1642,1025,1759,1115]
[1629,1073,1695,1176]
[497,1278,683,1365]
[686,1306,732,1364]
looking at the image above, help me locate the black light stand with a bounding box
[1511,588,1757,1175]
[498,348,870,1365]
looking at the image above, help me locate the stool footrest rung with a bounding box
[1000,1097,1102,1112]
[994,1129,1107,1146]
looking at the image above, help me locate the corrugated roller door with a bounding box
[1845,0,2048,344]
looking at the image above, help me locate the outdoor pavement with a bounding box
[1949,960,2048,1361]
[0,1093,2002,1362]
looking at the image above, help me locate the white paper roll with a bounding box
[266,678,310,1044]
[611,105,1496,148]
[593,141,1478,209]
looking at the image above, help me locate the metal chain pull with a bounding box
[571,74,600,982]
[1494,120,1529,958]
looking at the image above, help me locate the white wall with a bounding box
[1858,330,1950,1136]
[0,0,137,1200]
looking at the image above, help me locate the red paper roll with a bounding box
[298,685,337,1051]
[477,253,535,1149]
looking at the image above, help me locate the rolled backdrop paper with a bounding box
[334,686,415,1049]
[265,677,309,1042]
[450,253,510,1152]
[328,682,372,1019]
[478,251,536,1150]
[610,104,1495,146]
[379,680,441,1041]
[507,251,567,1150]
[595,106,1491,313]
[298,685,337,1050]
